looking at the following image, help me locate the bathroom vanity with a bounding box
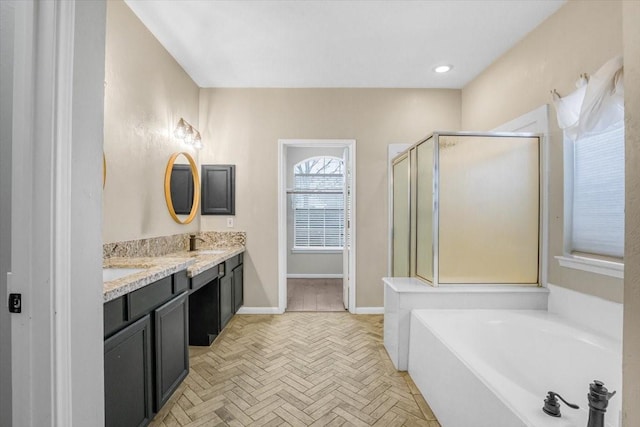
[103,245,244,427]
[188,252,244,346]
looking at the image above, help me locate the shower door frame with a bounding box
[391,153,411,277]
[403,131,544,287]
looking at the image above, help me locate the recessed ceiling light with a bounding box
[434,65,453,74]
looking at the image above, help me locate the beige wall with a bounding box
[199,89,461,307]
[461,0,624,302]
[623,1,640,425]
[103,0,200,243]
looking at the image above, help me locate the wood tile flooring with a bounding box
[150,313,440,426]
[287,279,345,312]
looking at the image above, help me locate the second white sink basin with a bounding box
[103,268,146,282]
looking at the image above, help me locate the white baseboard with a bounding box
[355,307,384,314]
[236,307,283,315]
[287,274,343,279]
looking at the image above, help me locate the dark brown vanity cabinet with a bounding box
[154,292,189,410]
[232,264,244,313]
[188,264,221,346]
[220,254,243,329]
[104,272,190,427]
[219,273,234,330]
[104,315,153,427]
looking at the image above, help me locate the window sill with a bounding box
[555,255,623,279]
[291,247,343,254]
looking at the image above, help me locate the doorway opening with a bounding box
[278,140,356,313]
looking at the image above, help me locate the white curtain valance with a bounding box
[552,55,624,141]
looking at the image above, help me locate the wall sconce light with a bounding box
[193,131,202,149]
[174,118,202,149]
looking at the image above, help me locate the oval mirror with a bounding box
[164,152,200,224]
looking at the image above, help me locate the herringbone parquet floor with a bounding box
[150,313,441,427]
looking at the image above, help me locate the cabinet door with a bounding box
[104,315,153,427]
[154,292,189,410]
[201,164,235,215]
[233,264,243,313]
[219,273,233,329]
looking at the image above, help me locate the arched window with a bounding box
[293,156,344,249]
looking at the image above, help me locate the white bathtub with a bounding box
[408,310,622,427]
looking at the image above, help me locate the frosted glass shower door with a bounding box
[415,138,434,282]
[392,155,410,276]
[437,135,539,284]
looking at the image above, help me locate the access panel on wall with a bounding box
[201,164,235,215]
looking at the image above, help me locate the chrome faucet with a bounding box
[586,380,616,427]
[189,234,206,251]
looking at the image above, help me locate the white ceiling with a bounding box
[125,0,565,89]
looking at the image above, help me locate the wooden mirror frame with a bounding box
[164,152,200,224]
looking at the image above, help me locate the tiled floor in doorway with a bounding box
[287,278,345,312]
[150,312,441,426]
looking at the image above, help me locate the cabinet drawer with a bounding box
[128,275,172,320]
[191,265,219,291]
[104,296,126,338]
[173,270,189,294]
[225,254,242,272]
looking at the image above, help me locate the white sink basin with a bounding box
[196,249,226,255]
[103,268,145,282]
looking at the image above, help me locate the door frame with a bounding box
[278,139,356,313]
[8,1,106,425]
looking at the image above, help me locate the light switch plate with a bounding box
[227,217,234,228]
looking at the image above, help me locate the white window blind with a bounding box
[552,56,625,261]
[572,125,625,257]
[293,157,344,249]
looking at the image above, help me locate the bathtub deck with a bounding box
[383,277,549,370]
[408,309,622,427]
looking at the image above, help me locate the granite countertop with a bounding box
[103,245,245,302]
[176,245,245,277]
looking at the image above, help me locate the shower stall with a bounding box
[392,132,541,286]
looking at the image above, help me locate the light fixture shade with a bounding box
[174,118,202,148]
[174,118,188,139]
[193,131,202,149]
[184,125,194,144]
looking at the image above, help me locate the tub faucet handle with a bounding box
[588,380,616,408]
[543,391,579,417]
[586,380,616,427]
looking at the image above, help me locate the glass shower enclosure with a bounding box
[392,132,540,285]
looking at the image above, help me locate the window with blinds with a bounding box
[293,157,345,249]
[571,124,625,258]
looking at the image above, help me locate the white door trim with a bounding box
[11,1,77,424]
[278,139,356,313]
[10,1,105,425]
